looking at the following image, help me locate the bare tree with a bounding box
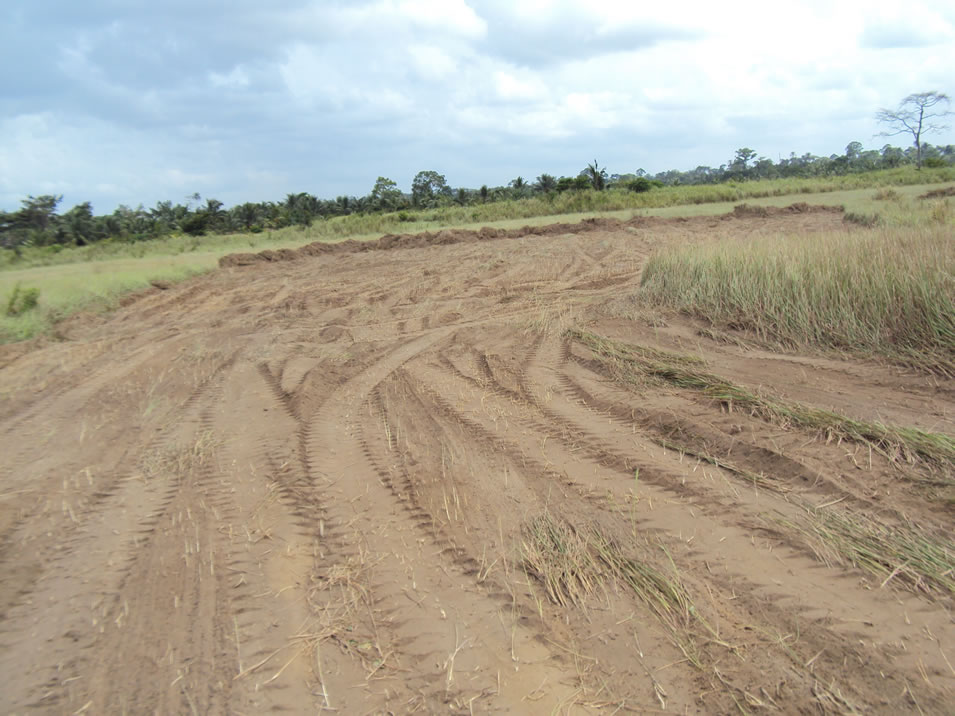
[876,92,952,169]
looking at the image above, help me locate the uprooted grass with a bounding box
[521,511,721,665]
[637,224,955,375]
[141,430,219,481]
[568,329,955,475]
[772,502,955,599]
[521,512,797,713]
[651,436,791,493]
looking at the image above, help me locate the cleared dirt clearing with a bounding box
[1,207,952,714]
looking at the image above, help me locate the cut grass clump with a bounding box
[521,511,603,608]
[568,329,955,474]
[521,512,718,663]
[521,512,756,707]
[587,533,717,671]
[774,503,955,598]
[637,225,955,375]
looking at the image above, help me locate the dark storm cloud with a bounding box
[481,15,700,68]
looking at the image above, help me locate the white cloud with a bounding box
[398,0,486,38]
[408,45,458,80]
[2,0,955,210]
[494,71,547,101]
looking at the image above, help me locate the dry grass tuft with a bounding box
[521,511,603,608]
[141,431,218,481]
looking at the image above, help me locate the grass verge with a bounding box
[568,329,955,475]
[638,224,954,375]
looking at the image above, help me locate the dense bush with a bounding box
[181,213,210,236]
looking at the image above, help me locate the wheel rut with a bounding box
[296,330,588,711]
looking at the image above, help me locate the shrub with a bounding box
[627,177,655,193]
[5,283,41,316]
[181,213,209,236]
[873,188,901,201]
[930,201,951,224]
[843,212,882,228]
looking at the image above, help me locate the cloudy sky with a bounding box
[2,0,954,212]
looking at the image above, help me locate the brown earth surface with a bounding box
[1,207,952,714]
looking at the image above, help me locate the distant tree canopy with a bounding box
[411,170,451,208]
[2,138,953,253]
[370,177,402,211]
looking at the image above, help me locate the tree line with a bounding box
[2,140,953,252]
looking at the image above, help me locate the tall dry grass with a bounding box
[638,224,955,374]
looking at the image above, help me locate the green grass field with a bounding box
[0,257,210,341]
[2,173,954,344]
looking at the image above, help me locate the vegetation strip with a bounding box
[216,203,839,269]
[3,164,953,265]
[568,329,955,473]
[772,502,955,598]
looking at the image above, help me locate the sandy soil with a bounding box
[1,207,952,714]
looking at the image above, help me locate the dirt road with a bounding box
[1,208,952,714]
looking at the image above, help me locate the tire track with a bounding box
[0,359,234,713]
[75,367,240,714]
[407,340,953,712]
[297,330,589,711]
[0,349,240,633]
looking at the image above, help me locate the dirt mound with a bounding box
[219,203,843,267]
[2,207,950,715]
[919,185,955,199]
[728,201,844,218]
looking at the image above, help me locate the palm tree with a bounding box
[534,174,557,192]
[232,202,261,230]
[509,176,528,199]
[585,160,608,191]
